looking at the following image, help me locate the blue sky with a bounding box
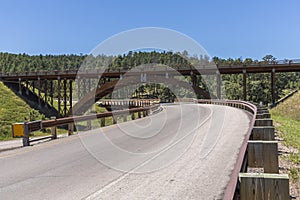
[0,0,299,60]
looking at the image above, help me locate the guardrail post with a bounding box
[23,122,30,147]
[131,113,135,120]
[101,117,105,127]
[113,116,117,124]
[247,141,279,173]
[87,120,91,130]
[51,116,57,139]
[138,111,141,118]
[255,119,273,126]
[123,114,127,122]
[251,127,275,140]
[68,123,74,136]
[239,173,289,200]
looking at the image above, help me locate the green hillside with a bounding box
[0,82,45,140]
[270,91,300,180]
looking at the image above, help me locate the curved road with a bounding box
[0,104,252,200]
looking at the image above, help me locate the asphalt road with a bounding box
[0,104,252,200]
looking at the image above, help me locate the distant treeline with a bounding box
[0,52,299,104]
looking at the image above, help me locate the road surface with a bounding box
[0,103,252,200]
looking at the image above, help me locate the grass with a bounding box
[0,81,144,140]
[0,82,46,140]
[270,91,300,180]
[290,167,300,181]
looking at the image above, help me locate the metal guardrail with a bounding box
[19,104,160,147]
[197,99,257,200]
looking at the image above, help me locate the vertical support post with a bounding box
[38,77,41,106]
[57,77,61,117]
[113,115,117,124]
[68,123,74,136]
[63,79,67,117]
[18,78,22,94]
[131,113,135,120]
[88,78,91,93]
[82,78,86,96]
[77,77,81,100]
[25,80,29,95]
[271,69,276,106]
[44,79,48,107]
[69,80,73,114]
[101,118,105,127]
[239,173,289,200]
[216,71,221,99]
[86,120,91,130]
[23,122,30,147]
[32,80,35,94]
[123,114,127,122]
[247,141,279,173]
[51,116,57,139]
[243,69,247,101]
[138,111,141,118]
[50,80,53,106]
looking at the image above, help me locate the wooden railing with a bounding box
[196,99,289,199]
[20,104,160,147]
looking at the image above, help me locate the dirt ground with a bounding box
[276,131,300,199]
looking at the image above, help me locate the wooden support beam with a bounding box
[23,122,30,147]
[38,77,41,106]
[77,77,81,99]
[113,116,117,124]
[50,80,53,106]
[63,79,67,116]
[271,69,276,105]
[25,80,29,95]
[18,78,22,94]
[255,119,273,126]
[69,80,73,114]
[68,123,74,136]
[57,77,61,117]
[51,117,57,139]
[239,173,289,200]
[44,79,48,107]
[101,118,105,127]
[248,140,279,173]
[86,120,91,130]
[252,127,275,140]
[256,113,271,119]
[243,70,247,101]
[216,72,221,99]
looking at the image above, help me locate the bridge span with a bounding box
[0,102,254,200]
[1,62,300,117]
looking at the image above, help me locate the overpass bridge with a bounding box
[1,61,300,117]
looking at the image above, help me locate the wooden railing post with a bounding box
[101,117,105,127]
[247,141,279,173]
[51,116,57,139]
[68,123,74,136]
[23,122,30,147]
[239,173,289,200]
[87,120,91,130]
[131,113,135,120]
